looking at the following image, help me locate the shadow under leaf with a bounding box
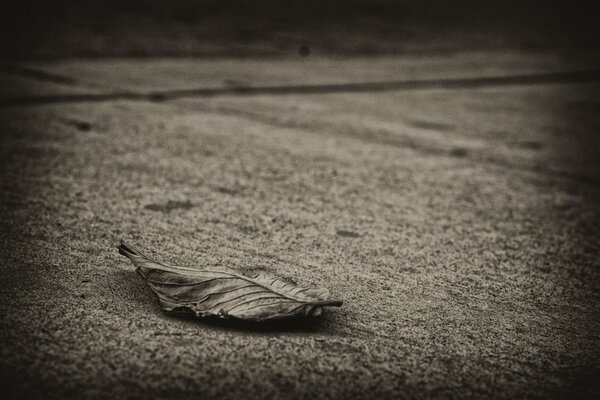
[163,308,338,334]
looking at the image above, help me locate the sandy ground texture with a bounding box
[1,50,599,399]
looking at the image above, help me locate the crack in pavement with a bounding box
[1,69,599,107]
[0,63,131,93]
[0,64,79,86]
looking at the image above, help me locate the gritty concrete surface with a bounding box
[0,51,599,400]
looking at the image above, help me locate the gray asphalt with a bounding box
[1,50,599,399]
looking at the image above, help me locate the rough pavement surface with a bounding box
[1,50,599,399]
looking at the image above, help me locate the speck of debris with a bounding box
[450,147,469,157]
[409,120,455,132]
[336,230,361,238]
[144,200,194,213]
[65,119,92,132]
[213,186,239,195]
[299,45,311,57]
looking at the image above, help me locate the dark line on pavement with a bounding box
[0,64,79,86]
[1,70,599,107]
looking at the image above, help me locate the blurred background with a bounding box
[1,0,598,59]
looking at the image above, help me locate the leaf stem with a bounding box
[313,299,343,307]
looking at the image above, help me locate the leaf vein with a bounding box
[229,299,300,314]
[206,290,276,311]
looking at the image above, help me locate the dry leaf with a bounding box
[118,241,343,321]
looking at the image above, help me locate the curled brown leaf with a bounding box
[118,241,343,321]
